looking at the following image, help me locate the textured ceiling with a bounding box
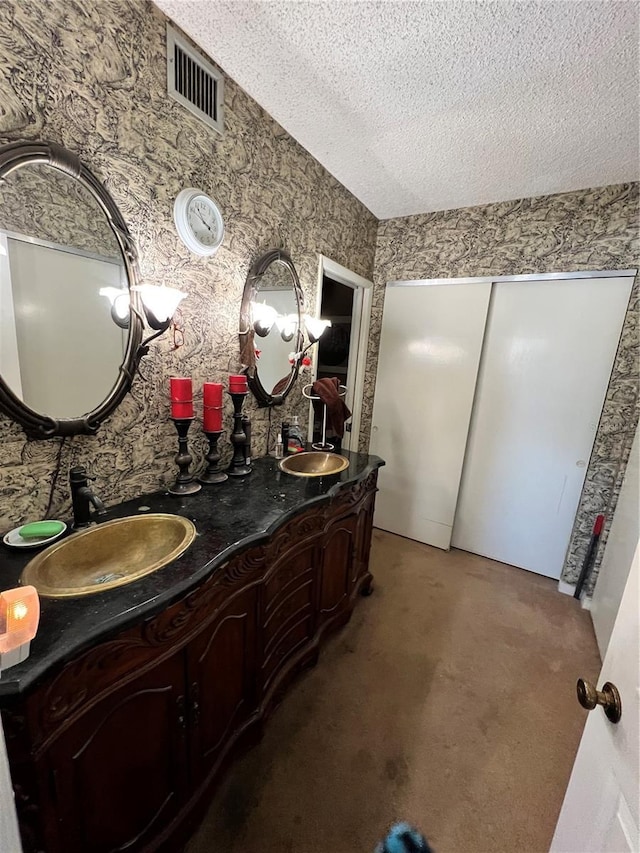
[154,0,639,219]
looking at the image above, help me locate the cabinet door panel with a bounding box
[45,654,187,853]
[319,515,358,620]
[188,587,258,784]
[354,496,375,584]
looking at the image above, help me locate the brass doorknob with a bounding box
[577,678,622,724]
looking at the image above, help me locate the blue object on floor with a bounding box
[376,821,433,853]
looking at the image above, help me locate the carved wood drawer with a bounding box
[262,613,313,690]
[263,579,314,652]
[264,544,316,614]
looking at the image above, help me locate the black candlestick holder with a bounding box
[199,430,228,484]
[169,417,202,495]
[227,391,251,477]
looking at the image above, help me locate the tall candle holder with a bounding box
[199,431,228,484]
[169,418,202,495]
[227,391,251,477]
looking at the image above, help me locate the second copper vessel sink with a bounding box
[279,451,349,478]
[20,513,196,598]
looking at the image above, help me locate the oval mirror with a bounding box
[0,141,143,438]
[239,249,304,407]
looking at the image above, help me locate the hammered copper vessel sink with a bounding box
[20,514,196,598]
[279,451,349,478]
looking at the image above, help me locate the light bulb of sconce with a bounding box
[251,300,278,337]
[133,284,186,329]
[305,315,332,343]
[100,287,131,329]
[276,313,298,342]
[0,586,40,653]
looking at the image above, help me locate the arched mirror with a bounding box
[239,249,304,407]
[0,140,143,438]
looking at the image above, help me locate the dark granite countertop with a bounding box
[0,451,383,697]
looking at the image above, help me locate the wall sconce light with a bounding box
[133,284,187,331]
[251,300,279,337]
[0,586,40,673]
[304,315,332,343]
[276,313,299,343]
[289,315,332,364]
[101,284,187,354]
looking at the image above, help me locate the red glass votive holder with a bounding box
[228,374,248,393]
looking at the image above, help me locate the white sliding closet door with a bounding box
[452,277,632,579]
[370,283,491,549]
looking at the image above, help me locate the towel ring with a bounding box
[303,383,348,450]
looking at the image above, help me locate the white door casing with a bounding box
[452,276,632,578]
[0,720,21,853]
[591,425,639,657]
[370,281,491,549]
[551,540,639,852]
[310,256,373,451]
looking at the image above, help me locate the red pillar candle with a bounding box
[170,377,193,419]
[203,382,224,432]
[228,374,248,393]
[203,382,223,407]
[203,406,223,432]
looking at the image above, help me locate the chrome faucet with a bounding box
[69,466,107,529]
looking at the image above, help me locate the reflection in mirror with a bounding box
[0,163,129,420]
[240,249,304,408]
[254,260,299,394]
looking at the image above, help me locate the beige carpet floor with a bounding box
[187,529,601,853]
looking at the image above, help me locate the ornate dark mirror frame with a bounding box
[239,249,304,408]
[0,140,144,439]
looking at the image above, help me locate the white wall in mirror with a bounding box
[1,235,127,418]
[255,287,298,394]
[0,233,22,397]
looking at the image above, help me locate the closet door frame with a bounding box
[387,267,637,591]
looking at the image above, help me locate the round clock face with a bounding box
[174,188,224,256]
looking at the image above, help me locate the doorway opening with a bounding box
[309,256,373,452]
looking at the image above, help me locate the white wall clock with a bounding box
[173,188,224,256]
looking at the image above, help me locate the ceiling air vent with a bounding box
[166,24,224,136]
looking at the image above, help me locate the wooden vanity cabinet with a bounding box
[42,653,189,853]
[186,585,259,787]
[2,470,378,853]
[319,512,360,625]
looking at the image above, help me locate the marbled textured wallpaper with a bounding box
[0,0,377,530]
[369,184,639,591]
[0,0,636,599]
[0,164,118,256]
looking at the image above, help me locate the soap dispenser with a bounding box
[288,415,305,453]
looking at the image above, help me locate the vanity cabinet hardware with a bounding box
[176,695,187,730]
[191,682,200,725]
